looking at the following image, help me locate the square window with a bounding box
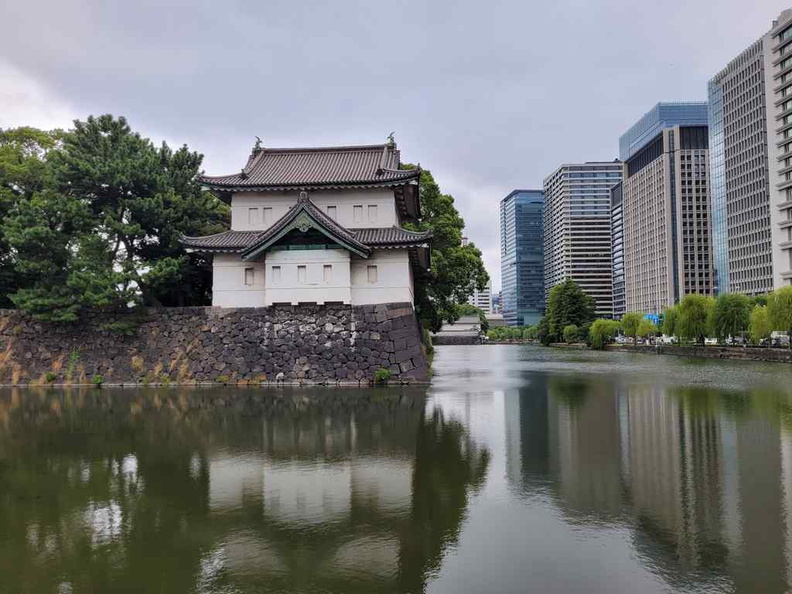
[244,267,255,286]
[326,205,337,220]
[323,264,333,283]
[263,207,273,225]
[271,266,281,284]
[248,208,260,225]
[368,205,378,222]
[367,265,378,284]
[353,205,363,223]
[298,265,307,285]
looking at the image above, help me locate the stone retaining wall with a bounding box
[606,344,792,363]
[0,303,429,385]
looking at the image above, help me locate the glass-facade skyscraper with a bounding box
[619,102,709,161]
[500,190,544,326]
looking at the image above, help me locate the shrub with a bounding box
[44,371,57,383]
[374,368,392,385]
[589,319,621,350]
[215,374,229,384]
[91,374,104,386]
[562,324,580,343]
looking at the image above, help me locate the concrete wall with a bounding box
[212,249,414,308]
[0,304,429,385]
[231,188,399,231]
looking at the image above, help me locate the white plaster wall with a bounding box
[212,253,266,307]
[230,188,399,231]
[351,249,413,305]
[265,249,351,305]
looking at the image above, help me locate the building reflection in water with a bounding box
[504,375,792,592]
[0,387,489,593]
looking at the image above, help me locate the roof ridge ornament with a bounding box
[298,191,309,202]
[253,136,263,152]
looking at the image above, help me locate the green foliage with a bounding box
[677,294,714,345]
[91,374,104,386]
[662,306,679,337]
[638,319,658,339]
[620,312,642,345]
[44,371,57,383]
[545,280,596,342]
[455,303,489,333]
[562,324,580,343]
[99,319,139,336]
[524,326,537,340]
[753,294,768,307]
[373,368,392,385]
[0,116,229,321]
[768,286,792,345]
[589,319,621,350]
[403,167,488,332]
[65,349,80,382]
[214,374,229,384]
[537,316,552,346]
[749,305,772,345]
[710,293,752,343]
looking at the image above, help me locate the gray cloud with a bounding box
[1,0,786,289]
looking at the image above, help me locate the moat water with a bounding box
[3,345,792,593]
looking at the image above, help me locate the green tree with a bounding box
[3,116,229,320]
[589,319,620,350]
[620,312,642,345]
[562,324,580,343]
[0,127,61,306]
[662,305,680,337]
[523,326,537,340]
[768,286,792,348]
[677,294,714,345]
[638,318,658,340]
[710,293,752,344]
[749,304,772,345]
[537,316,551,346]
[545,279,595,342]
[403,167,488,332]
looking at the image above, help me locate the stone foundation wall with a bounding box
[0,303,429,385]
[606,344,792,363]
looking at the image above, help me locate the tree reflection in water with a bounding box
[0,386,489,593]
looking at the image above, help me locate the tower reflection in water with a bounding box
[504,374,792,592]
[0,387,489,593]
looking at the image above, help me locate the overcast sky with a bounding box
[0,0,787,291]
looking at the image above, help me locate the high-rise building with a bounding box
[468,279,493,314]
[708,9,792,294]
[500,190,544,326]
[543,163,622,318]
[610,182,625,319]
[619,103,713,314]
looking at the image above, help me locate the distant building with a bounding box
[432,315,483,345]
[543,163,622,318]
[500,190,545,326]
[468,279,493,314]
[708,9,792,294]
[610,182,625,319]
[619,102,713,314]
[492,291,502,314]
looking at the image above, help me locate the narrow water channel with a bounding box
[2,344,792,593]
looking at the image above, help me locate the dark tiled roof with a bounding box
[199,144,420,190]
[240,194,369,259]
[350,227,432,247]
[182,226,432,252]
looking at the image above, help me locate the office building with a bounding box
[619,102,714,314]
[543,163,622,318]
[708,9,792,294]
[468,279,493,314]
[500,190,544,326]
[611,182,625,319]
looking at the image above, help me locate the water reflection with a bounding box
[505,372,792,592]
[0,387,489,593]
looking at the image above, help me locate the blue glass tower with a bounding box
[500,190,544,326]
[619,102,709,161]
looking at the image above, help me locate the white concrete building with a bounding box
[468,279,493,314]
[183,143,431,307]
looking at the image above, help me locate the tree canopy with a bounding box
[710,293,751,343]
[620,312,642,345]
[403,167,489,332]
[677,294,714,345]
[545,279,595,342]
[0,116,229,321]
[768,286,792,345]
